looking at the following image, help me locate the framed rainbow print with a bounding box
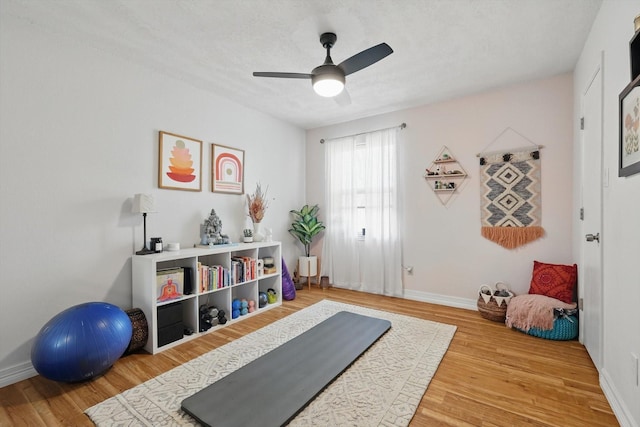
[211,144,245,194]
[158,131,203,191]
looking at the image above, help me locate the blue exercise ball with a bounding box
[31,302,132,382]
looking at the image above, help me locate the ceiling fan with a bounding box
[253,32,393,99]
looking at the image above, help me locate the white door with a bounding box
[580,61,603,370]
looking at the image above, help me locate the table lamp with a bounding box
[132,193,156,255]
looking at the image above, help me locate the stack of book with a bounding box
[231,256,257,284]
[263,257,277,275]
[197,263,230,292]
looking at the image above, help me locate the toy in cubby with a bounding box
[217,309,228,325]
[258,292,268,308]
[267,288,277,304]
[248,300,255,313]
[199,305,228,331]
[240,299,249,316]
[232,299,241,319]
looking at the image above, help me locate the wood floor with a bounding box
[0,287,618,426]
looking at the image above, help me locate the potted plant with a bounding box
[243,228,253,243]
[288,204,325,284]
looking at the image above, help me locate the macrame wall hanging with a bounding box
[478,128,544,249]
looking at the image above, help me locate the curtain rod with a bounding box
[320,122,406,143]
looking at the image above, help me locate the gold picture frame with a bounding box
[158,131,202,191]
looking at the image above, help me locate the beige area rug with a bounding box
[86,300,456,426]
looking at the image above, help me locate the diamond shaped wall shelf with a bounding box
[423,146,468,206]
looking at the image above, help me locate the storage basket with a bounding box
[477,282,514,323]
[523,315,578,340]
[124,308,148,354]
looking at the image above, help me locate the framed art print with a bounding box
[158,131,202,191]
[211,144,244,194]
[619,75,640,177]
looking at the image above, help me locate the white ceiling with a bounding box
[4,0,602,130]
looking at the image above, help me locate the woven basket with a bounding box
[477,282,514,323]
[524,315,579,340]
[124,308,148,355]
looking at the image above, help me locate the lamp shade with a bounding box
[132,194,156,214]
[311,65,345,97]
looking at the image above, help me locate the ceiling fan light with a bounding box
[312,74,345,97]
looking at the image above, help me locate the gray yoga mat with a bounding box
[181,310,392,427]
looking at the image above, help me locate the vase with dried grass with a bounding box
[247,183,269,241]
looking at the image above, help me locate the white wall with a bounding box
[307,73,574,307]
[574,2,640,426]
[0,15,305,385]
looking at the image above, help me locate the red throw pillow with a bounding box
[528,261,577,304]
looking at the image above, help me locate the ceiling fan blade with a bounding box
[334,87,351,106]
[338,43,393,76]
[252,72,312,79]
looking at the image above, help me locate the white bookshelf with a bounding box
[132,241,282,354]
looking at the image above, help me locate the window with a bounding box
[322,127,403,296]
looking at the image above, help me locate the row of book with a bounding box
[231,256,257,284]
[198,263,230,292]
[197,257,258,292]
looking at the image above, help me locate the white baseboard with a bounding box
[403,289,477,311]
[0,361,37,388]
[600,368,639,427]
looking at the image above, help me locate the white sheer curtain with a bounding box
[321,128,403,296]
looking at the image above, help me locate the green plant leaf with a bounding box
[289,203,325,257]
[308,205,320,217]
